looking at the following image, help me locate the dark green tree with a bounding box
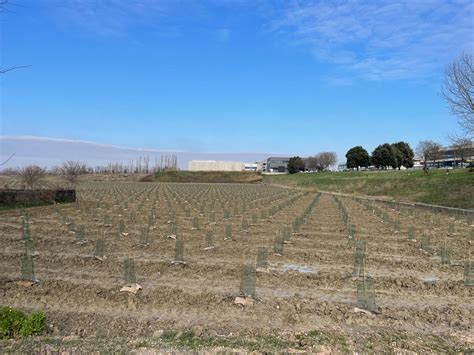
[287,156,305,174]
[371,144,397,169]
[391,145,404,170]
[392,141,414,169]
[345,146,370,171]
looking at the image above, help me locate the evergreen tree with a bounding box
[287,156,305,174]
[345,146,370,171]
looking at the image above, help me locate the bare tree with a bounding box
[160,154,178,171]
[416,141,443,169]
[305,155,320,171]
[318,152,337,171]
[19,165,46,189]
[143,155,149,174]
[442,52,474,135]
[431,145,443,168]
[450,136,473,167]
[59,161,87,185]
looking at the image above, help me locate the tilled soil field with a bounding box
[1,182,473,353]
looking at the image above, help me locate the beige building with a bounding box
[188,160,246,171]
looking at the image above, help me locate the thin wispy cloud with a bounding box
[47,0,186,37]
[269,0,473,81]
[0,135,184,153]
[46,0,241,42]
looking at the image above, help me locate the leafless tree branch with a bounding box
[448,134,473,167]
[59,161,87,185]
[0,153,15,166]
[416,140,443,168]
[0,65,31,74]
[19,165,46,190]
[442,52,474,135]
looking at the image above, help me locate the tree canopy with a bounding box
[371,144,398,169]
[345,146,370,171]
[287,156,305,174]
[392,141,414,169]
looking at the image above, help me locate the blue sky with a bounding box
[1,0,473,165]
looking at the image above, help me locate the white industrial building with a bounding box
[188,160,258,172]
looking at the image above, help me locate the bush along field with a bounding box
[264,169,474,210]
[0,181,473,352]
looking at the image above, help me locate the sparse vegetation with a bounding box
[59,161,87,185]
[150,171,262,183]
[0,307,45,339]
[265,169,474,209]
[18,165,46,190]
[0,180,471,353]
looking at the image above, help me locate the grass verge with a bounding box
[264,169,474,209]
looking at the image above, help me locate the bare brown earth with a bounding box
[0,181,472,353]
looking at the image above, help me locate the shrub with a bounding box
[19,165,46,190]
[161,329,177,341]
[19,311,45,337]
[0,307,45,339]
[0,307,25,339]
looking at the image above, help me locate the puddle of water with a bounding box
[283,264,314,273]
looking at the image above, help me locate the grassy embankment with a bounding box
[146,171,263,184]
[264,169,474,209]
